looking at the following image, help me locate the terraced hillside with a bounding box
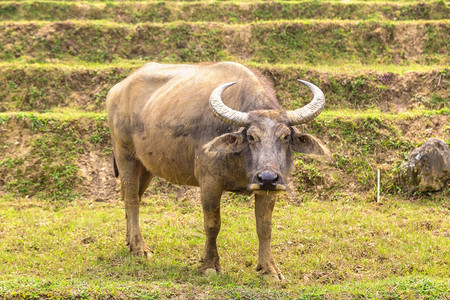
[0,1,449,299]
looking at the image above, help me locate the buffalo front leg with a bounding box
[255,194,284,280]
[116,151,152,258]
[199,185,223,274]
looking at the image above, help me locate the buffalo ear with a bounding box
[203,130,246,156]
[291,127,331,157]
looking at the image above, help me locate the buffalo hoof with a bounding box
[199,254,221,274]
[257,263,285,281]
[130,244,152,259]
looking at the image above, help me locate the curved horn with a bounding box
[209,82,250,127]
[287,80,325,126]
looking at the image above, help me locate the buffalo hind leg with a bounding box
[115,149,152,258]
[255,194,285,280]
[199,184,223,274]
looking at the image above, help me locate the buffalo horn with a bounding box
[209,82,250,127]
[287,80,325,125]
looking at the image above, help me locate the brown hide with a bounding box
[107,62,282,187]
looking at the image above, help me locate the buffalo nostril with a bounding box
[257,171,278,185]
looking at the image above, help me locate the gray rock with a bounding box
[399,138,450,192]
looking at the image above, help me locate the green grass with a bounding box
[0,195,448,298]
[0,59,447,73]
[0,111,109,200]
[0,0,448,23]
[1,62,448,112]
[1,107,447,122]
[0,20,448,65]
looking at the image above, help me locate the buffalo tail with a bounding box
[113,156,119,178]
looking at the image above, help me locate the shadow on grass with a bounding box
[93,247,241,287]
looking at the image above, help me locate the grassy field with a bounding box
[0,0,449,299]
[1,195,449,298]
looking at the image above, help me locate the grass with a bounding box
[1,107,448,122]
[0,111,109,200]
[0,1,448,23]
[0,20,448,65]
[1,109,448,202]
[0,59,447,73]
[0,195,448,298]
[1,62,448,112]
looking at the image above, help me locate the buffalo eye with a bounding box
[247,134,255,142]
[282,134,290,141]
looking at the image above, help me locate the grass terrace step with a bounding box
[5,0,445,2]
[0,20,448,65]
[1,62,447,112]
[0,1,448,23]
[0,111,109,200]
[0,110,448,200]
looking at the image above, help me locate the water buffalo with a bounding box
[106,62,329,280]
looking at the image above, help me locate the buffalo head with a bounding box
[205,80,329,194]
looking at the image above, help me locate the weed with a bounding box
[430,94,447,109]
[90,120,110,145]
[351,77,365,92]
[294,158,324,192]
[0,157,23,168]
[7,80,17,90]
